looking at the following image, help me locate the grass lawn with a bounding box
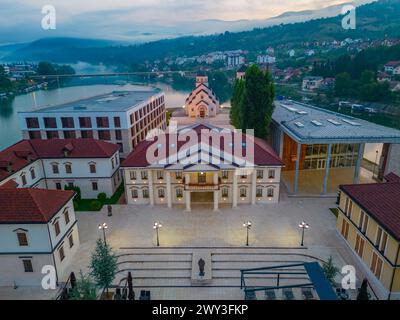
[75,184,125,211]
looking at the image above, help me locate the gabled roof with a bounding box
[385,61,400,67]
[0,188,75,224]
[0,139,119,182]
[340,173,400,241]
[122,124,283,168]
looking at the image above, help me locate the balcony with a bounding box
[183,177,221,191]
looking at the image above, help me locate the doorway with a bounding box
[199,106,206,118]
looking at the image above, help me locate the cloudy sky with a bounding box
[0,0,374,44]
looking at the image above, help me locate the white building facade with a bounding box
[0,189,79,287]
[0,139,121,199]
[122,124,283,211]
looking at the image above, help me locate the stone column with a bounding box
[213,172,219,211]
[353,143,365,184]
[166,171,172,208]
[251,169,257,205]
[232,171,238,208]
[323,144,332,194]
[148,169,154,206]
[185,173,191,212]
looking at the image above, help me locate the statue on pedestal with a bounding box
[198,258,205,277]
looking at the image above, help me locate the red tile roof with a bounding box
[122,124,283,168]
[0,188,75,223]
[340,174,400,241]
[0,139,119,182]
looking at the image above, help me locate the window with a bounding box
[52,164,59,174]
[256,188,263,198]
[65,163,72,174]
[240,174,247,180]
[142,189,149,199]
[59,246,65,262]
[130,171,137,180]
[141,171,148,180]
[111,158,115,169]
[92,182,98,191]
[54,221,61,237]
[176,188,183,198]
[257,170,263,179]
[64,210,70,225]
[341,219,350,240]
[44,117,57,128]
[17,232,28,246]
[68,182,74,188]
[375,227,388,254]
[96,117,109,128]
[268,170,275,179]
[222,187,229,198]
[61,117,74,128]
[46,131,59,139]
[98,130,111,140]
[267,188,274,198]
[81,130,93,139]
[79,117,92,128]
[29,131,42,139]
[23,259,33,272]
[89,163,96,173]
[68,234,74,248]
[158,189,165,198]
[359,211,369,234]
[55,182,62,190]
[240,188,247,198]
[198,172,206,184]
[26,117,39,128]
[115,130,122,141]
[157,171,164,180]
[370,252,383,279]
[63,130,76,139]
[30,168,36,180]
[355,234,365,258]
[21,173,27,186]
[222,171,229,179]
[114,117,121,128]
[175,171,182,180]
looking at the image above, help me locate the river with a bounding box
[0,82,191,150]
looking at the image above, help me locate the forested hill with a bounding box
[5,0,400,65]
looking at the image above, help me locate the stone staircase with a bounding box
[113,247,324,299]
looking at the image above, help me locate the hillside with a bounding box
[4,0,400,65]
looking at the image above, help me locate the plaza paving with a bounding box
[59,195,375,300]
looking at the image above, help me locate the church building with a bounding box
[185,72,220,118]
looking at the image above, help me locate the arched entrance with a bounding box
[198,106,206,118]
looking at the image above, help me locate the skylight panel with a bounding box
[296,110,308,115]
[295,121,304,128]
[327,119,341,125]
[342,119,361,126]
[311,120,323,126]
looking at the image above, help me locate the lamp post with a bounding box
[243,221,252,246]
[153,222,162,247]
[373,150,379,180]
[98,223,108,246]
[298,221,310,247]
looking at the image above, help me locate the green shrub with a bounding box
[73,200,79,210]
[90,200,103,211]
[97,193,107,202]
[65,185,82,201]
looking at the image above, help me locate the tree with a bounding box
[230,78,244,128]
[69,272,98,300]
[357,279,370,300]
[322,256,339,285]
[230,65,275,139]
[89,239,118,294]
[37,62,56,75]
[334,72,353,97]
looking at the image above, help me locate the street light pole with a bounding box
[98,223,108,246]
[243,221,252,246]
[298,221,309,247]
[153,222,162,247]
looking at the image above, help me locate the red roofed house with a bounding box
[121,124,283,211]
[0,138,122,199]
[384,61,400,74]
[337,173,400,300]
[0,188,79,286]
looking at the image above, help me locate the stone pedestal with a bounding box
[191,250,212,284]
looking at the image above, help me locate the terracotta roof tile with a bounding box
[0,188,75,223]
